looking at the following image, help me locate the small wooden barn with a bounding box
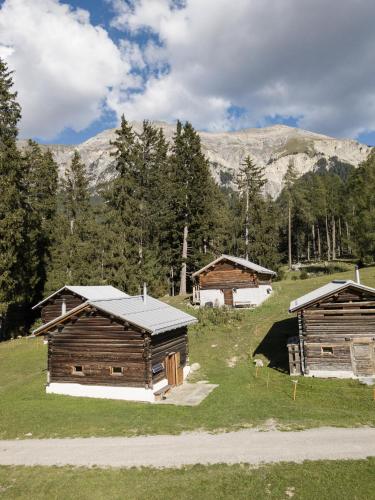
[33,293,197,402]
[32,285,129,324]
[289,279,375,379]
[192,254,276,308]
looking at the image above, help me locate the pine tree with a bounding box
[0,58,25,337]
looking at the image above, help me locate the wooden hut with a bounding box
[33,292,197,402]
[192,254,276,308]
[32,285,129,324]
[289,279,375,379]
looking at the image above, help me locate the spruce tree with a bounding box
[282,160,298,269]
[0,58,25,337]
[169,121,216,294]
[235,155,267,260]
[22,141,58,306]
[47,150,101,288]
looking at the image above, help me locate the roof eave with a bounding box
[289,281,375,313]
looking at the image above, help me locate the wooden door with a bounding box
[223,289,233,306]
[351,341,374,376]
[165,352,183,386]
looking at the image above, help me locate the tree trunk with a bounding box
[332,216,336,260]
[312,224,316,260]
[288,201,292,269]
[317,225,321,260]
[245,187,249,260]
[338,217,342,257]
[307,237,310,262]
[325,214,331,261]
[179,224,188,295]
[345,220,351,255]
[170,267,175,297]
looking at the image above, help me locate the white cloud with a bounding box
[109,0,375,139]
[0,0,134,139]
[2,0,375,140]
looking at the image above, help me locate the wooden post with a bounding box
[292,380,298,401]
[266,370,270,389]
[373,387,375,401]
[255,365,259,378]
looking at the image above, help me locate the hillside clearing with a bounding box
[1,266,375,439]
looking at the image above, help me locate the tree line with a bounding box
[1,57,375,338]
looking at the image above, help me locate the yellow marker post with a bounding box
[292,379,298,401]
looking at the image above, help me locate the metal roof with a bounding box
[289,279,375,313]
[33,295,197,336]
[192,254,276,278]
[32,285,129,309]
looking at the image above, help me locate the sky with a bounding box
[1,0,375,145]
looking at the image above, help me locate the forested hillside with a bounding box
[1,57,375,339]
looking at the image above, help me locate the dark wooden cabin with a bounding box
[192,254,276,308]
[33,294,197,402]
[289,279,375,379]
[32,285,129,324]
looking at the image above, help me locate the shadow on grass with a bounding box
[253,317,298,373]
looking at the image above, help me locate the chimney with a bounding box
[355,265,361,284]
[61,298,67,315]
[143,283,147,303]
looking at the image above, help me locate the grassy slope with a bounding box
[1,266,375,439]
[0,459,375,499]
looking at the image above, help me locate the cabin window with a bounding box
[72,365,83,374]
[322,346,333,355]
[111,366,123,375]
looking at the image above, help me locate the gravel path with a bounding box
[1,427,374,468]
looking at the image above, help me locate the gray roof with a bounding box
[32,285,129,309]
[289,279,375,312]
[33,295,197,336]
[192,254,276,278]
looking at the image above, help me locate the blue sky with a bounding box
[1,0,375,146]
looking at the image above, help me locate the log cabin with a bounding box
[32,285,129,324]
[192,254,276,308]
[289,279,375,379]
[32,292,197,402]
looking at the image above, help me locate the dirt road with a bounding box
[1,427,374,468]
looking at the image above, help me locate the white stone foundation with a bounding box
[306,370,356,379]
[46,378,168,402]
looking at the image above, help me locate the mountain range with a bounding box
[22,122,372,198]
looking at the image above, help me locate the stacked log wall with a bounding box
[199,261,272,290]
[302,287,375,375]
[41,292,85,323]
[49,311,147,387]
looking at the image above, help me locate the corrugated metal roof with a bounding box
[32,285,129,309]
[192,254,276,278]
[289,279,375,312]
[33,295,197,336]
[91,296,197,335]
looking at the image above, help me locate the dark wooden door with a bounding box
[223,289,233,306]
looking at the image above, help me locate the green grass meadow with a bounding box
[1,459,375,499]
[1,266,375,439]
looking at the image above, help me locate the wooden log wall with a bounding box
[199,260,271,290]
[48,310,148,387]
[41,292,85,323]
[301,287,375,376]
[150,327,188,384]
